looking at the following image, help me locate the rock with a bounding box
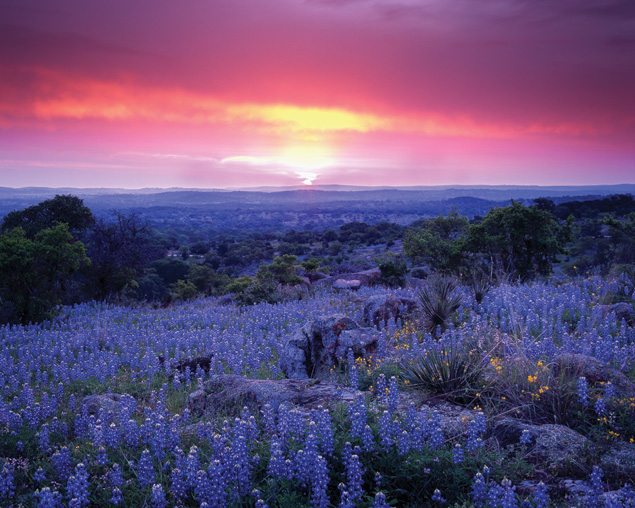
[599,441,635,480]
[315,268,381,289]
[599,303,635,326]
[279,314,380,380]
[552,353,635,399]
[82,393,135,418]
[362,294,419,329]
[491,417,592,474]
[187,389,207,416]
[167,355,214,373]
[198,374,361,417]
[333,279,362,290]
[307,272,329,283]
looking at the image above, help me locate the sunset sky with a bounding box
[1,0,633,188]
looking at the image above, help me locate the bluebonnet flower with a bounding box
[34,467,46,483]
[109,487,122,505]
[431,489,446,503]
[379,411,394,450]
[373,492,390,508]
[136,449,156,489]
[604,381,616,401]
[375,374,387,402]
[586,466,604,507]
[466,413,487,452]
[151,484,167,508]
[35,487,63,508]
[397,430,411,455]
[0,463,15,499]
[37,422,51,453]
[185,445,201,488]
[577,377,589,407]
[66,463,90,507]
[52,446,73,482]
[532,481,550,508]
[96,446,109,465]
[311,455,330,508]
[347,349,360,389]
[314,407,335,456]
[453,443,465,463]
[207,459,227,508]
[500,478,518,508]
[387,376,399,413]
[471,472,488,508]
[519,429,532,446]
[345,453,365,505]
[170,467,187,500]
[195,469,212,504]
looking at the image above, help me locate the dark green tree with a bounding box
[1,194,94,239]
[0,224,90,324]
[403,210,469,273]
[466,201,563,280]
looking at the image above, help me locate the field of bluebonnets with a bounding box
[1,276,635,507]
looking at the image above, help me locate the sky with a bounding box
[0,0,634,189]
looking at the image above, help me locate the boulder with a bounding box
[315,268,381,289]
[362,294,419,329]
[279,314,380,380]
[491,417,592,474]
[599,303,635,326]
[599,441,635,481]
[159,354,215,373]
[552,353,635,399]
[188,374,361,417]
[333,279,362,290]
[82,393,135,418]
[307,272,329,283]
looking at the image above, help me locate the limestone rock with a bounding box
[599,303,635,326]
[491,417,592,474]
[333,279,362,290]
[362,294,418,329]
[552,353,635,399]
[82,393,135,418]
[279,314,379,380]
[199,374,361,417]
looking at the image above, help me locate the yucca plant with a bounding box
[468,270,492,305]
[400,343,485,402]
[417,275,462,335]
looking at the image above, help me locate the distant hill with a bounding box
[1,184,633,233]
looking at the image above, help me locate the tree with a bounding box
[403,210,469,273]
[0,224,90,324]
[1,194,94,239]
[83,212,164,301]
[466,201,563,280]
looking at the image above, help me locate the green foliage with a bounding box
[377,253,409,288]
[0,194,94,238]
[466,201,563,280]
[400,344,485,401]
[403,210,469,273]
[417,276,463,335]
[0,224,90,324]
[173,279,198,301]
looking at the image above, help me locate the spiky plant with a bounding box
[417,275,462,334]
[400,343,484,401]
[468,270,492,305]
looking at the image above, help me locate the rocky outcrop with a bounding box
[599,303,635,326]
[82,393,136,418]
[491,418,592,475]
[158,354,215,373]
[362,294,418,329]
[314,268,381,289]
[599,441,635,481]
[279,314,380,380]
[552,353,635,399]
[333,279,362,290]
[188,374,361,417]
